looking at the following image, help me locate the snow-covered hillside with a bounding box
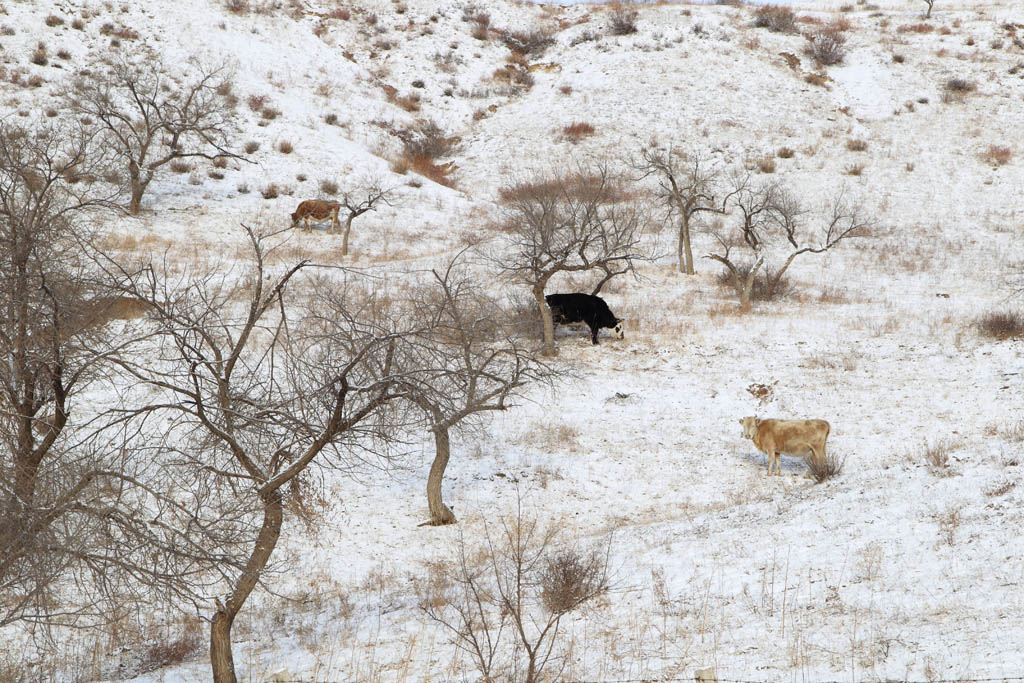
[2,0,1023,680]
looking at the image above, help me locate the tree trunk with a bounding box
[739,258,763,313]
[679,213,695,275]
[128,162,144,216]
[341,215,354,257]
[426,426,456,525]
[535,284,557,357]
[210,489,283,683]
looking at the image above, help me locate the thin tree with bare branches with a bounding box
[338,180,393,256]
[407,254,556,526]
[66,52,243,215]
[633,145,733,275]
[103,226,425,683]
[496,166,650,355]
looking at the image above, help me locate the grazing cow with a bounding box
[545,293,624,345]
[739,417,831,477]
[290,200,341,233]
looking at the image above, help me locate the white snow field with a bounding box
[2,0,1023,680]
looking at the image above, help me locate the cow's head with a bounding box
[290,211,300,225]
[612,318,625,339]
[739,416,760,439]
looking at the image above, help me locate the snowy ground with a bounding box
[2,0,1024,680]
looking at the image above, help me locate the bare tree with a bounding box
[496,166,650,356]
[338,180,393,257]
[104,226,423,683]
[706,181,873,311]
[408,255,554,526]
[66,52,242,215]
[0,121,120,627]
[633,145,732,275]
[922,0,935,18]
[420,490,613,682]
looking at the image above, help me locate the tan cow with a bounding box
[291,200,341,233]
[739,417,830,477]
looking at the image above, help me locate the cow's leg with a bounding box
[589,323,599,345]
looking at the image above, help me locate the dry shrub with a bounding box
[898,22,934,33]
[319,178,339,195]
[72,18,85,30]
[977,310,1024,339]
[237,183,250,194]
[942,77,976,102]
[498,28,555,56]
[278,139,293,154]
[31,44,48,66]
[846,138,869,152]
[985,480,1016,497]
[45,15,65,27]
[777,146,795,158]
[805,28,847,66]
[394,93,421,112]
[716,264,794,301]
[247,94,267,112]
[608,4,639,35]
[244,140,260,154]
[756,156,776,173]
[562,121,595,143]
[805,452,845,483]
[541,547,608,614]
[212,156,228,169]
[408,156,457,188]
[498,171,631,206]
[980,145,1012,167]
[753,5,797,33]
[920,439,957,475]
[261,107,281,121]
[805,72,830,87]
[170,160,191,174]
[845,163,865,176]
[260,183,279,199]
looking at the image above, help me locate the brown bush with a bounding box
[261,107,280,121]
[277,139,293,154]
[980,145,1012,167]
[898,22,934,33]
[805,452,845,483]
[716,264,794,302]
[498,28,555,56]
[319,178,339,195]
[805,28,847,66]
[244,140,260,154]
[170,160,191,174]
[609,5,639,35]
[562,121,595,143]
[72,18,85,30]
[45,15,65,27]
[31,44,48,66]
[777,146,795,158]
[756,157,776,173]
[846,138,869,152]
[753,5,797,33]
[260,183,279,199]
[978,310,1024,339]
[247,94,267,112]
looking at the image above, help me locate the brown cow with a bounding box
[739,417,830,477]
[291,200,341,233]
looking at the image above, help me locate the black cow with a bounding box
[545,293,624,345]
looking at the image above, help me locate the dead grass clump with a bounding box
[261,107,281,121]
[846,138,869,152]
[244,140,260,154]
[919,439,958,475]
[562,121,595,143]
[977,310,1024,339]
[408,156,457,188]
[942,77,976,102]
[247,94,267,112]
[756,156,776,173]
[979,145,1012,167]
[984,479,1016,497]
[319,178,339,195]
[753,5,797,33]
[845,163,865,176]
[170,160,191,174]
[498,28,555,56]
[261,183,279,199]
[609,4,639,35]
[716,264,794,302]
[45,15,65,27]
[278,139,293,154]
[777,146,795,159]
[31,44,48,66]
[898,22,934,33]
[805,452,845,483]
[804,72,830,87]
[805,28,847,66]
